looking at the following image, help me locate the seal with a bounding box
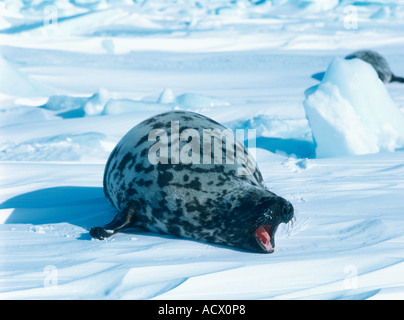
[90,110,294,253]
[345,50,404,83]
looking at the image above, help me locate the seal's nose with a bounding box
[281,200,294,223]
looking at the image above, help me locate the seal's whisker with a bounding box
[287,216,297,236]
[285,220,291,234]
[281,216,295,236]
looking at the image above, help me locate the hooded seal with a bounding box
[90,110,294,253]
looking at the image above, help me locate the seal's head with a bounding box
[224,188,294,253]
[251,196,294,253]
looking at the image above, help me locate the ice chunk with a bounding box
[0,132,111,161]
[175,93,230,109]
[101,39,115,54]
[303,58,404,158]
[0,105,57,127]
[0,55,51,98]
[44,87,112,117]
[83,87,111,116]
[158,88,175,104]
[226,114,311,140]
[101,99,170,115]
[370,7,391,19]
[44,95,87,111]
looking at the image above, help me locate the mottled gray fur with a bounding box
[90,110,294,253]
[346,50,404,83]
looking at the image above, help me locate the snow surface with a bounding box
[1,0,404,300]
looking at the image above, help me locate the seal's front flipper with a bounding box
[391,74,404,83]
[90,205,136,240]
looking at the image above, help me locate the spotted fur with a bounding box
[91,110,294,253]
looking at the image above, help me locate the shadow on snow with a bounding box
[1,186,115,236]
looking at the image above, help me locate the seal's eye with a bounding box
[255,225,274,252]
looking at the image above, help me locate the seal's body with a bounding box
[90,111,294,253]
[346,50,404,83]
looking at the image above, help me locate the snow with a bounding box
[175,93,230,110]
[1,0,404,300]
[304,58,404,158]
[0,55,51,97]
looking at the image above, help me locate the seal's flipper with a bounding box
[90,205,136,240]
[391,74,404,83]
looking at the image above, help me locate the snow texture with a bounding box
[1,0,404,300]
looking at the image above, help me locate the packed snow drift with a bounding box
[304,57,404,158]
[1,0,404,300]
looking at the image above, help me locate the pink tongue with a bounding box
[256,225,273,251]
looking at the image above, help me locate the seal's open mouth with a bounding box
[255,225,276,253]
